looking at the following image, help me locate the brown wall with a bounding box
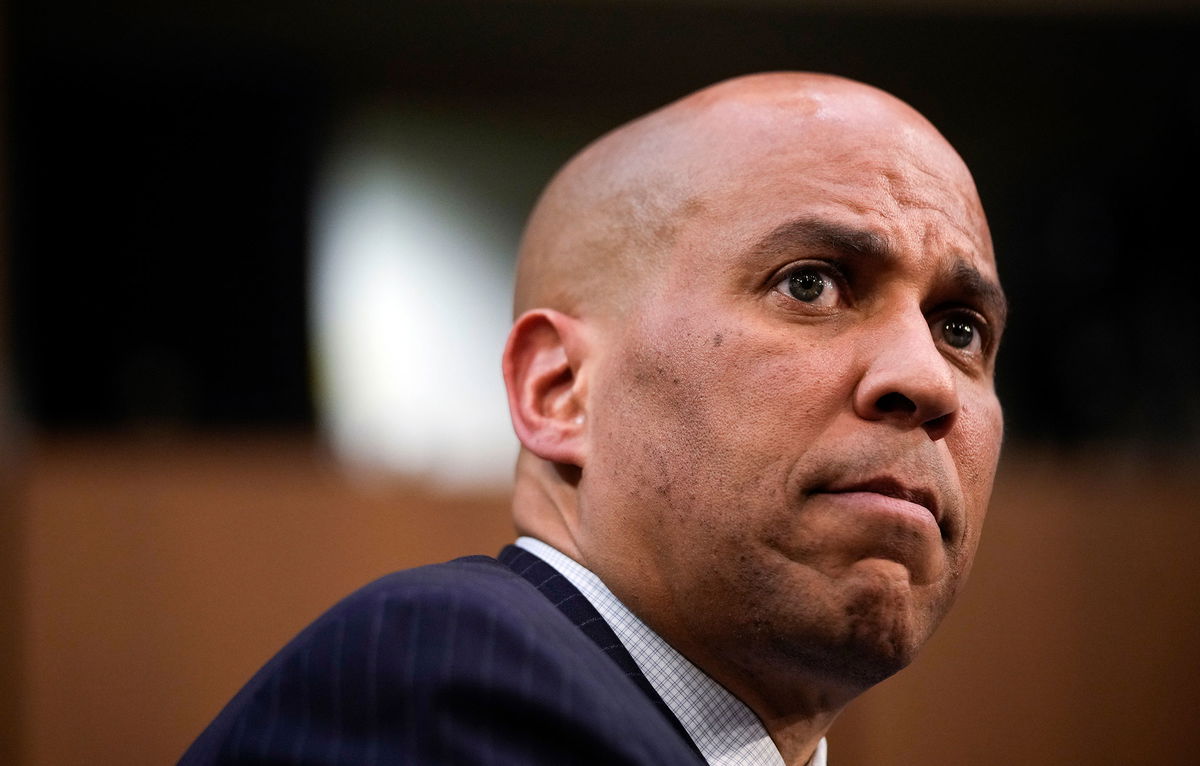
[15,435,1200,765]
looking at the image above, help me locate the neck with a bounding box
[686,647,858,766]
[760,709,839,766]
[511,450,585,560]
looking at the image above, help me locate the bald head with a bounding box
[505,74,1002,760]
[513,72,985,320]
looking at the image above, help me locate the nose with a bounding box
[853,312,960,441]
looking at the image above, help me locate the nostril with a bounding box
[923,411,956,440]
[875,391,916,415]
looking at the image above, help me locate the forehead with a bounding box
[667,97,996,281]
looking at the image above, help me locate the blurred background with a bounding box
[4,0,1200,764]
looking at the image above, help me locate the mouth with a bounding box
[814,476,941,526]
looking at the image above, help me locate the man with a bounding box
[183,72,1005,765]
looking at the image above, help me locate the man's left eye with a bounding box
[935,315,983,352]
[774,266,841,307]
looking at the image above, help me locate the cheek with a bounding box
[948,392,1004,549]
[598,315,857,540]
[639,315,855,438]
[956,394,1003,488]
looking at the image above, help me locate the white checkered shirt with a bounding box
[515,537,827,766]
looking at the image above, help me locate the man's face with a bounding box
[576,97,1005,698]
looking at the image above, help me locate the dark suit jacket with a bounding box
[180,545,706,765]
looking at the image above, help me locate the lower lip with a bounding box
[814,491,939,530]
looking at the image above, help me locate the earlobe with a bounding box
[502,309,589,467]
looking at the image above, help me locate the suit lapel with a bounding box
[498,545,703,759]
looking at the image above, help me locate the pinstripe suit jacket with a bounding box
[180,546,706,765]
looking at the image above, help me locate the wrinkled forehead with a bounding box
[670,90,995,270]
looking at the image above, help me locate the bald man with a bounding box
[183,72,1006,766]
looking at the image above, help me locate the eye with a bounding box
[773,265,841,308]
[934,314,985,353]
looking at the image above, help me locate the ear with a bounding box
[502,309,590,467]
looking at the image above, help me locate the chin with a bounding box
[777,564,938,689]
[835,586,928,684]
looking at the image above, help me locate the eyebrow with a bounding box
[946,257,1009,331]
[755,218,893,262]
[752,217,1009,329]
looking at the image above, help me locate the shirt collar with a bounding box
[514,537,827,766]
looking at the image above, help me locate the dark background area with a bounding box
[9,1,1200,440]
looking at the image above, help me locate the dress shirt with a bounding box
[515,537,827,766]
